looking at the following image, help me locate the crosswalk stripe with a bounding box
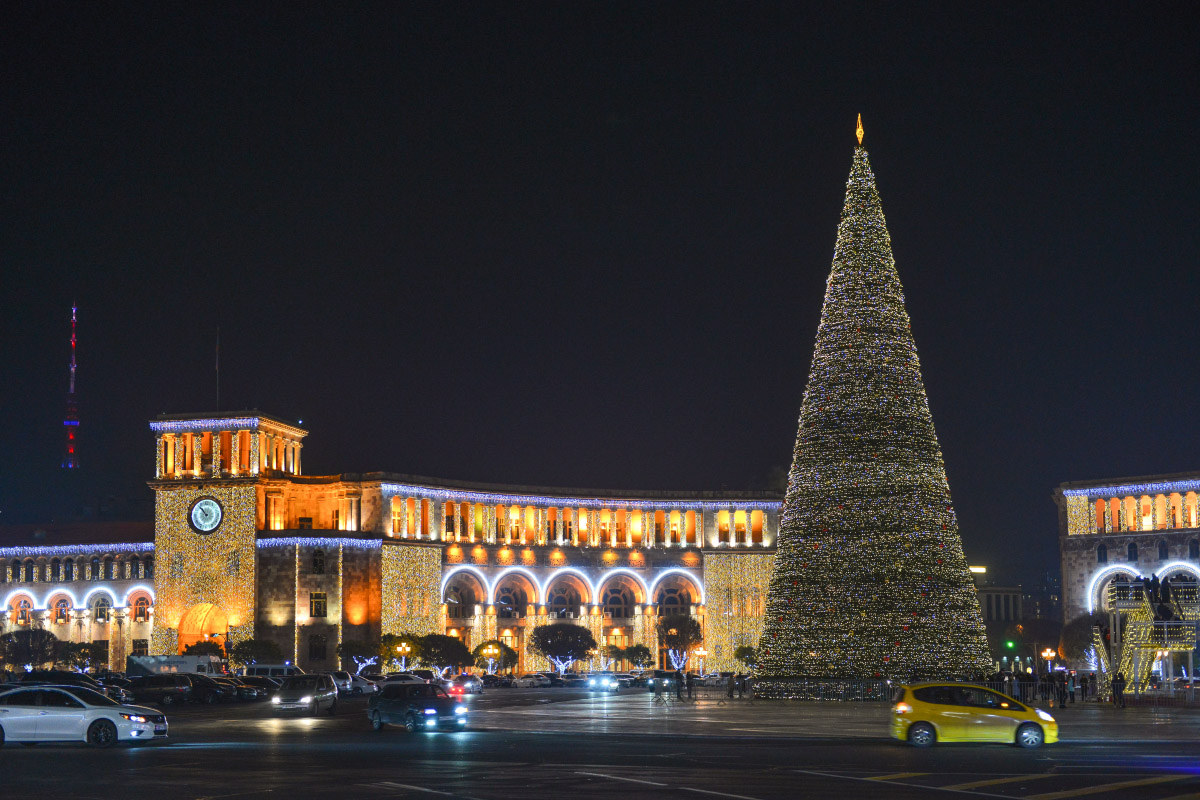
[1027,775,1185,799]
[942,774,1057,791]
[867,772,927,781]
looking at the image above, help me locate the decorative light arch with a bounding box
[42,589,78,612]
[596,568,651,604]
[648,568,706,605]
[439,566,491,605]
[540,568,598,605]
[490,567,542,604]
[1155,561,1200,581]
[80,586,120,610]
[122,584,156,608]
[2,588,39,611]
[1085,563,1144,614]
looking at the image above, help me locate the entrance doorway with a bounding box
[177,603,229,654]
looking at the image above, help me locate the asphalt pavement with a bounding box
[5,688,1200,800]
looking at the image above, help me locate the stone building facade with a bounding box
[1055,472,1200,622]
[3,412,779,674]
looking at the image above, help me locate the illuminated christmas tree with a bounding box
[758,119,991,682]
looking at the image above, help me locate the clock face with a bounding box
[189,497,223,534]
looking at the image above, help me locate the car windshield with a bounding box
[280,676,324,690]
[61,686,119,707]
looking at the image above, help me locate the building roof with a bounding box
[1058,471,1200,497]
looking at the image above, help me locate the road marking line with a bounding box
[364,782,456,796]
[680,788,763,800]
[793,770,1015,799]
[942,774,1057,790]
[575,772,668,787]
[868,772,927,781]
[1027,775,1186,799]
[1158,794,1200,800]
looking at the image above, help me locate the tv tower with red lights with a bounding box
[62,304,79,469]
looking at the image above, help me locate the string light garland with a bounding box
[757,134,991,687]
[704,552,774,672]
[381,542,443,637]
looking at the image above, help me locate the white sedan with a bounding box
[512,674,550,688]
[0,685,168,747]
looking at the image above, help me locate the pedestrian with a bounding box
[727,671,736,699]
[1150,575,1161,605]
[1068,672,1076,704]
[736,672,745,699]
[686,671,694,700]
[1113,671,1126,708]
[745,673,754,700]
[653,673,664,702]
[674,669,684,700]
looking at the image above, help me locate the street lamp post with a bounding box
[483,644,499,675]
[694,647,708,675]
[1041,648,1055,674]
[396,641,411,672]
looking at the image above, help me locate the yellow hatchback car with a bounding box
[891,683,1058,748]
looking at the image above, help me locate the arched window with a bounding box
[602,584,635,619]
[23,559,34,582]
[547,585,582,618]
[94,597,111,624]
[16,599,32,625]
[49,558,60,582]
[1159,541,1169,561]
[144,556,154,579]
[103,557,115,580]
[129,557,141,579]
[8,559,18,582]
[1191,540,1200,560]
[133,596,150,623]
[1097,544,1107,564]
[91,557,100,580]
[63,558,74,581]
[1127,543,1139,562]
[312,549,325,575]
[54,598,70,624]
[494,583,529,618]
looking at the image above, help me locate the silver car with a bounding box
[270,674,338,715]
[0,685,167,747]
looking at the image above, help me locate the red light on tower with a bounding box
[62,304,79,469]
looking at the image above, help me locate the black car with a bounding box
[367,683,467,732]
[240,675,281,695]
[537,672,564,687]
[17,671,121,699]
[188,673,235,704]
[128,673,193,706]
[480,674,511,688]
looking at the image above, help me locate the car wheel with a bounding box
[205,693,218,705]
[354,687,363,696]
[0,724,5,747]
[404,713,419,733]
[1015,723,1044,749]
[907,722,936,748]
[329,700,337,716]
[160,694,175,707]
[87,719,118,748]
[309,701,317,716]
[371,712,385,731]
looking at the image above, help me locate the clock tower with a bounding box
[148,412,308,655]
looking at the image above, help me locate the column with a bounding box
[192,433,202,477]
[484,506,496,545]
[590,509,600,547]
[555,510,564,546]
[212,432,222,477]
[536,507,546,546]
[414,498,423,540]
[155,434,165,478]
[295,442,302,475]
[250,430,261,475]
[433,501,445,542]
[230,431,241,475]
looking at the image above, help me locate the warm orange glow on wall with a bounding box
[682,552,700,567]
[345,601,368,626]
[602,550,618,565]
[522,548,536,566]
[629,551,644,566]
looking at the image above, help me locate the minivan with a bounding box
[246,664,306,678]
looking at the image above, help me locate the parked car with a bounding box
[239,675,282,695]
[411,669,437,683]
[271,674,338,715]
[481,674,512,688]
[367,683,467,732]
[213,677,264,701]
[612,673,637,688]
[562,673,586,688]
[384,673,427,685]
[245,664,305,678]
[0,685,168,748]
[189,674,235,704]
[646,670,676,692]
[537,672,564,687]
[127,673,193,706]
[330,671,354,694]
[512,673,550,688]
[347,674,379,695]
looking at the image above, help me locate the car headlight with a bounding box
[454,706,467,714]
[271,696,281,704]
[1036,709,1054,722]
[299,696,313,704]
[424,708,438,715]
[588,679,596,686]
[120,713,147,723]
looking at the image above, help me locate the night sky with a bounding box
[3,4,1198,585]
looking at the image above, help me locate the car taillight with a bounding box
[894,702,912,714]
